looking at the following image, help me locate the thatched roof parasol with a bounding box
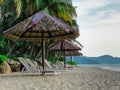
[3,11,79,73]
[49,40,81,51]
[49,40,82,68]
[65,51,82,56]
[4,11,79,42]
[65,51,82,65]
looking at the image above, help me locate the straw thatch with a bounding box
[4,11,79,42]
[64,51,82,56]
[49,40,82,68]
[49,40,81,51]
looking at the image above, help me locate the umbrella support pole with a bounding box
[70,56,73,65]
[64,50,66,68]
[61,40,66,68]
[42,33,45,75]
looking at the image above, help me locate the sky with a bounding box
[72,0,120,57]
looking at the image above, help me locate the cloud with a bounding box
[73,0,120,17]
[73,0,120,57]
[73,0,120,31]
[73,0,120,9]
[79,10,120,32]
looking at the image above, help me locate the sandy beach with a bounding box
[0,66,120,90]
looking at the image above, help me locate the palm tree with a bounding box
[1,0,77,28]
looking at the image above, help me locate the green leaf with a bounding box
[34,0,45,10]
[0,55,9,64]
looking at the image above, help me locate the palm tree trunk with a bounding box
[29,43,35,58]
[7,41,17,58]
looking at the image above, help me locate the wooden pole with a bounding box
[42,32,45,74]
[70,56,73,65]
[64,50,66,68]
[61,40,66,68]
[29,43,35,58]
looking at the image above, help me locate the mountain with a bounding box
[66,55,120,64]
[73,56,100,64]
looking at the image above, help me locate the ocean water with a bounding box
[78,64,120,71]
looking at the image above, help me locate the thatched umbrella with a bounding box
[65,50,82,65]
[65,50,82,56]
[3,11,79,73]
[49,40,82,67]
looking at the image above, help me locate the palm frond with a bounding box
[0,0,3,4]
[14,0,22,19]
[72,19,78,27]
[72,40,84,48]
[43,7,49,14]
[48,9,56,17]
[63,11,72,23]
[25,3,33,16]
[34,0,45,11]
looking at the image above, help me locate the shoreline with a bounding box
[77,64,120,72]
[0,66,120,90]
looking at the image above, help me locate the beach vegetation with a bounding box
[49,59,57,64]
[67,61,77,65]
[0,55,9,65]
[0,55,11,74]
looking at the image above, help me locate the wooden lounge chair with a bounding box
[44,59,59,69]
[36,58,60,74]
[56,61,64,69]
[19,57,60,75]
[18,57,41,75]
[56,61,72,69]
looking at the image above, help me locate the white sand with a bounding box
[0,66,120,90]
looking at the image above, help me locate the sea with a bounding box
[78,64,120,72]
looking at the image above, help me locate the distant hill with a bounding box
[66,55,120,64]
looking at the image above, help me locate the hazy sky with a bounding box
[72,0,120,57]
